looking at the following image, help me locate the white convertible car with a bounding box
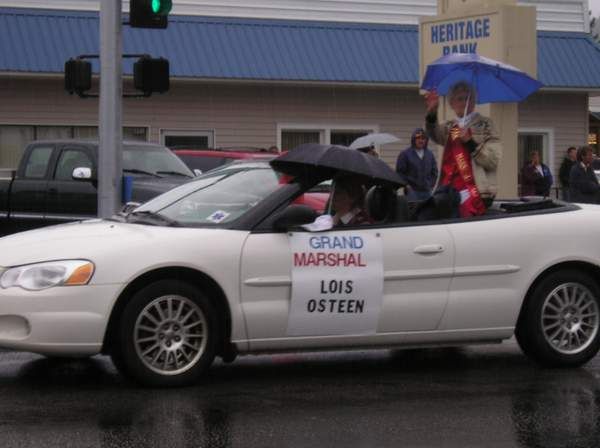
[0,161,599,386]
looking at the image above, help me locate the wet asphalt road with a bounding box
[1,340,600,448]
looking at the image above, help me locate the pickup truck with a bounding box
[0,140,194,235]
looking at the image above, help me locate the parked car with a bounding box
[1,163,599,387]
[173,148,275,174]
[0,140,194,235]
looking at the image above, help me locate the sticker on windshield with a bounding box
[287,232,383,336]
[206,210,230,223]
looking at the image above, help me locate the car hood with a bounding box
[0,220,242,269]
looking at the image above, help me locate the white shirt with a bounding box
[535,164,544,176]
[415,149,425,159]
[339,208,361,225]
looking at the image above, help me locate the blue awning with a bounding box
[1,7,600,89]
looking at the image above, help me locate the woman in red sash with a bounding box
[424,82,502,217]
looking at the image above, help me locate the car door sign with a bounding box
[287,232,383,336]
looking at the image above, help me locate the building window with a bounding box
[161,130,214,149]
[279,125,377,151]
[518,133,546,169]
[0,125,34,168]
[518,129,554,195]
[281,131,322,150]
[330,130,370,147]
[0,125,148,169]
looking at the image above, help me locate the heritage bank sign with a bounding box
[430,16,491,55]
[425,13,497,59]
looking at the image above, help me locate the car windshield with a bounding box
[123,145,194,178]
[132,167,283,225]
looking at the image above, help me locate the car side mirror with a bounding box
[72,167,93,181]
[272,204,318,231]
[194,169,202,176]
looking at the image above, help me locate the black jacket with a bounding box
[559,157,576,188]
[569,163,600,204]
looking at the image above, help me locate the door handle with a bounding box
[414,244,444,255]
[48,188,58,194]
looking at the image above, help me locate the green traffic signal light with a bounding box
[130,0,172,28]
[151,0,172,15]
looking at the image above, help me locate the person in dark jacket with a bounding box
[558,146,577,200]
[395,128,438,201]
[569,146,600,204]
[520,150,553,196]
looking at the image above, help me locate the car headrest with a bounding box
[414,186,460,221]
[365,186,396,222]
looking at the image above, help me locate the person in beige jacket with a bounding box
[424,81,502,209]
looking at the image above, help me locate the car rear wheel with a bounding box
[111,279,218,387]
[516,270,600,367]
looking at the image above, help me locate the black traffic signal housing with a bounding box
[129,0,173,29]
[134,56,170,95]
[65,58,92,96]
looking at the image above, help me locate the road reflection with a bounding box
[1,346,599,448]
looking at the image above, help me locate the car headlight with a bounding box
[0,260,95,291]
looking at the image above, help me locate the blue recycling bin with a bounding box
[122,175,134,203]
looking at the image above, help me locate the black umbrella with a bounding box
[270,143,406,187]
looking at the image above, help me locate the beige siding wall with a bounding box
[0,76,425,168]
[0,77,590,190]
[518,92,588,174]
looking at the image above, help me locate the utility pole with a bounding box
[98,0,123,218]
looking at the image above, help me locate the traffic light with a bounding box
[129,0,173,29]
[65,58,92,96]
[134,56,170,95]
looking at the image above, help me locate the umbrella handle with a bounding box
[327,179,336,215]
[459,70,477,128]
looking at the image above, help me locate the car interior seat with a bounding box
[413,186,460,221]
[365,185,409,223]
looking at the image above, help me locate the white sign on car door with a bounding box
[287,231,383,336]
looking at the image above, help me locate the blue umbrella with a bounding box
[421,53,543,104]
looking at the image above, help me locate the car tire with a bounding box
[516,269,600,367]
[111,279,218,387]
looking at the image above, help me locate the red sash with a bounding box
[439,125,486,217]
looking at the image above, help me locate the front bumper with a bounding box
[0,283,122,356]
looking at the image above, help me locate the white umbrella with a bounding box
[349,133,400,150]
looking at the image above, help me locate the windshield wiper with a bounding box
[124,168,162,178]
[156,170,193,178]
[127,210,181,227]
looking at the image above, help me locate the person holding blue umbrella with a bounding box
[424,81,501,217]
[421,53,543,217]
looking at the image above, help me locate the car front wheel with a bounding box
[111,279,218,387]
[516,269,600,367]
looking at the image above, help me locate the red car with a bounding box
[173,148,276,174]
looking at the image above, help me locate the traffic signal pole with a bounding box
[98,0,123,218]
